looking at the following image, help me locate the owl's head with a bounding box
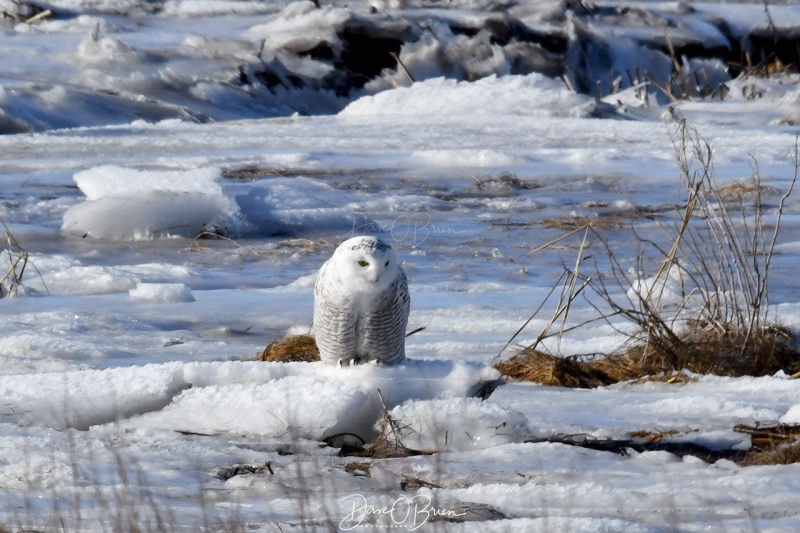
[332,236,401,289]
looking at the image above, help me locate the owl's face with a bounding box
[332,236,400,291]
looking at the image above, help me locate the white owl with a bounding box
[313,236,410,366]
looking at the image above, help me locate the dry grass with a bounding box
[0,218,42,297]
[539,205,661,231]
[740,441,800,466]
[735,423,800,466]
[628,429,683,443]
[221,166,330,181]
[273,238,333,254]
[257,334,320,363]
[495,324,798,387]
[735,422,800,447]
[495,347,663,388]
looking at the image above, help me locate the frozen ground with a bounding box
[2,0,800,531]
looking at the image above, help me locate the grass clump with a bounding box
[735,423,800,466]
[0,219,30,298]
[497,123,800,386]
[257,334,320,362]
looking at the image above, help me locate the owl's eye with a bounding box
[358,260,369,267]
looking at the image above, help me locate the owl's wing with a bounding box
[313,261,359,365]
[361,271,410,364]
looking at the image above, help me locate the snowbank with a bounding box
[340,74,595,118]
[139,359,504,441]
[61,166,229,240]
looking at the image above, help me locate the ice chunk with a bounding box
[129,282,195,303]
[62,191,228,240]
[62,166,228,240]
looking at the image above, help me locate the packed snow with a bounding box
[1,0,800,531]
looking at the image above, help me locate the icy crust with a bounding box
[234,177,365,235]
[73,165,222,200]
[0,363,188,430]
[0,359,501,441]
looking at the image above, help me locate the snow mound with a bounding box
[131,376,377,439]
[340,74,595,118]
[126,359,502,440]
[129,282,195,303]
[780,404,800,425]
[388,397,531,451]
[62,166,228,240]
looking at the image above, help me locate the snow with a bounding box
[2,0,800,530]
[340,73,596,117]
[388,397,531,451]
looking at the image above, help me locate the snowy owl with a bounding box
[313,236,410,366]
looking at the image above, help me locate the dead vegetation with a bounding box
[0,219,42,298]
[497,348,659,388]
[733,423,800,466]
[538,205,660,231]
[333,393,435,459]
[740,441,800,466]
[496,123,800,386]
[257,334,320,363]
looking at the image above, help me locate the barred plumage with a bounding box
[313,236,410,366]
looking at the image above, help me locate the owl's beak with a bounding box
[366,269,379,283]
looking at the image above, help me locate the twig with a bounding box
[405,326,426,337]
[528,224,591,255]
[643,73,678,103]
[389,52,415,83]
[762,0,780,44]
[25,9,52,24]
[497,270,567,358]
